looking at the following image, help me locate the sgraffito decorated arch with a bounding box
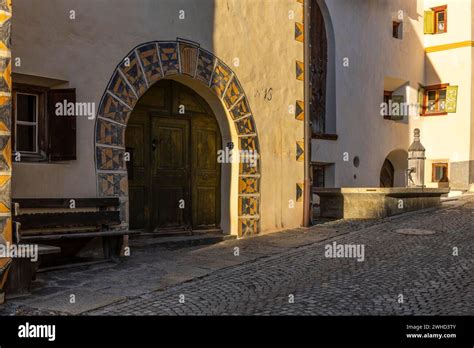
[0,0,12,300]
[94,39,260,237]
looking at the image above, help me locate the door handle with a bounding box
[152,139,157,151]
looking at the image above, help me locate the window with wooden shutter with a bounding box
[382,91,404,121]
[47,89,77,161]
[12,83,48,160]
[424,5,447,34]
[421,84,456,116]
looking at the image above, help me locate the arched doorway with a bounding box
[126,80,221,232]
[380,149,408,187]
[380,159,395,188]
[95,40,261,237]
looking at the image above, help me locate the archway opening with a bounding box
[380,149,408,187]
[380,159,395,188]
[126,79,223,233]
[95,40,261,237]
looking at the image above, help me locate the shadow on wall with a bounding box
[424,51,445,87]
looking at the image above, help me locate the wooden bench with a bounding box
[5,198,139,296]
[13,198,137,259]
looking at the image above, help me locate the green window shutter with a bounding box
[446,85,458,113]
[418,86,425,114]
[391,95,405,120]
[424,10,435,34]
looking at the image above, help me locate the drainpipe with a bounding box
[302,0,311,227]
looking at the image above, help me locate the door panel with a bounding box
[128,186,146,228]
[125,110,150,230]
[195,187,217,226]
[151,117,190,230]
[191,114,221,229]
[154,186,186,228]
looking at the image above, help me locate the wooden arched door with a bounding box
[126,80,221,233]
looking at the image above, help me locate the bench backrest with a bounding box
[13,198,121,230]
[13,198,120,209]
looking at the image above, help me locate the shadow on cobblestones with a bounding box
[2,198,473,316]
[88,199,474,316]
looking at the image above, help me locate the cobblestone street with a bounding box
[89,197,474,316]
[2,197,473,316]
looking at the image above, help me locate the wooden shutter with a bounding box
[446,85,458,113]
[424,10,435,34]
[418,86,425,114]
[47,89,77,161]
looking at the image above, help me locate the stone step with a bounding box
[129,231,235,250]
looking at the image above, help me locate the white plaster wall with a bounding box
[312,0,425,187]
[414,47,472,188]
[413,0,473,189]
[424,0,472,47]
[11,0,304,233]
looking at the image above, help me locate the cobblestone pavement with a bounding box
[1,219,343,315]
[88,197,474,315]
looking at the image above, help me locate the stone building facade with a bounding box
[313,0,474,192]
[10,0,306,236]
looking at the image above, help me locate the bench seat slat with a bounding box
[37,244,62,255]
[21,230,140,241]
[16,211,121,230]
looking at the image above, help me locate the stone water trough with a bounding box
[314,187,450,219]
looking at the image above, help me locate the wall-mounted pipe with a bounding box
[303,0,311,227]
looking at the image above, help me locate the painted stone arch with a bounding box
[95,39,260,237]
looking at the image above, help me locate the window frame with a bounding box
[312,164,325,188]
[433,5,447,34]
[15,92,39,154]
[12,83,49,161]
[432,162,448,182]
[383,90,393,119]
[392,21,402,39]
[421,83,449,116]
